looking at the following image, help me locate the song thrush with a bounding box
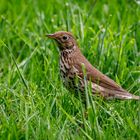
[47,31,140,100]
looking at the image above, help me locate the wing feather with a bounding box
[73,55,125,92]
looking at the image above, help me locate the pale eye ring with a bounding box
[62,35,68,40]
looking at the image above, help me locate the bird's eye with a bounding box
[62,35,68,40]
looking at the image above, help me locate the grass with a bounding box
[0,0,140,139]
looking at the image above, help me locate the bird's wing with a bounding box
[87,66,124,91]
[73,56,125,92]
[71,50,140,100]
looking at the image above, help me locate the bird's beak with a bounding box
[46,34,56,39]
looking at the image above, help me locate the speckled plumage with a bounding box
[47,31,140,100]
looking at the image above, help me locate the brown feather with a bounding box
[71,47,139,100]
[72,48,123,90]
[47,31,140,100]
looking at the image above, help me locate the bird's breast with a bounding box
[59,50,85,92]
[59,52,77,88]
[59,54,69,83]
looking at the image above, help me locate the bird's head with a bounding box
[46,31,77,51]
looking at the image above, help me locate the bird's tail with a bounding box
[91,83,140,100]
[131,94,140,100]
[107,91,140,100]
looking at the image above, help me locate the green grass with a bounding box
[0,0,140,139]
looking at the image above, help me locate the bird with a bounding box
[46,31,140,100]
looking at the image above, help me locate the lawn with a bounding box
[0,0,140,139]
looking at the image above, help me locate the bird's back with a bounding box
[71,48,140,100]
